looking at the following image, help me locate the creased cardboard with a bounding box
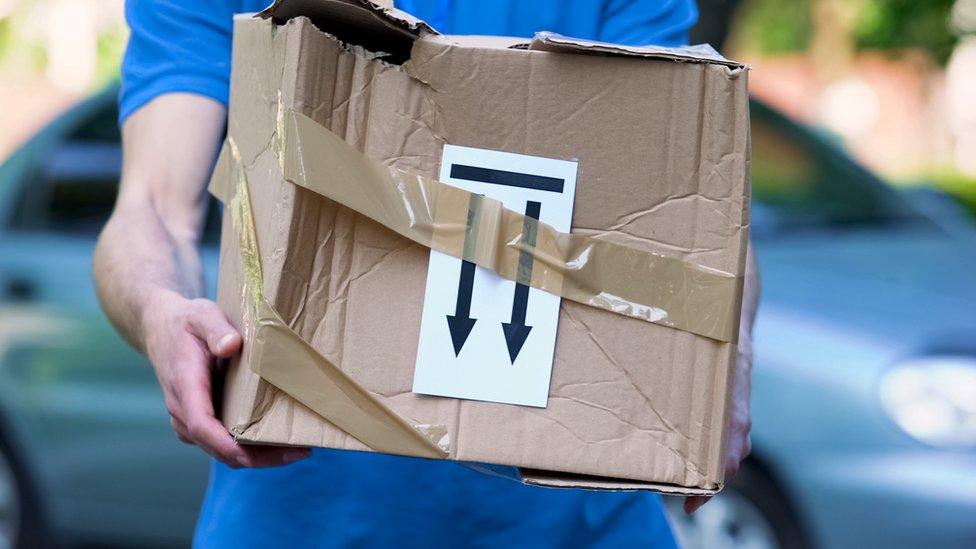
[528,31,744,67]
[214,0,750,493]
[274,109,740,340]
[214,145,450,458]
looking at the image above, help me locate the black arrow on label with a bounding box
[502,200,541,364]
[446,259,477,356]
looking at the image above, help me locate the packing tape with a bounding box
[279,110,739,342]
[215,139,450,459]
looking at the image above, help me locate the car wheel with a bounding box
[665,461,808,549]
[0,434,44,549]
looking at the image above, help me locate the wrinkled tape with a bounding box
[217,140,449,459]
[279,110,739,341]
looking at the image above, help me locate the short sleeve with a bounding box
[597,0,699,47]
[118,0,242,125]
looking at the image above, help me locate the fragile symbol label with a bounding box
[412,145,578,407]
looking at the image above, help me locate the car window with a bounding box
[10,141,122,236]
[750,101,932,235]
[7,95,222,245]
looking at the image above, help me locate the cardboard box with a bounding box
[214,0,750,494]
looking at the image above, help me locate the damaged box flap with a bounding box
[519,469,720,495]
[529,31,745,68]
[261,0,434,38]
[259,0,435,62]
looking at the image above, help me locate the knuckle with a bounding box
[186,419,206,440]
[164,397,181,418]
[178,299,204,328]
[189,298,217,317]
[169,419,193,445]
[186,299,204,316]
[177,300,196,324]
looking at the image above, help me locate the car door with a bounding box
[0,93,214,545]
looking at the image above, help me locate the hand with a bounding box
[685,242,758,514]
[684,339,753,514]
[142,290,311,468]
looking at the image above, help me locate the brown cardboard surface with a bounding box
[528,31,745,67]
[275,109,740,340]
[214,2,750,492]
[213,146,449,458]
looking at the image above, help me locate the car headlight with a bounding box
[880,356,976,448]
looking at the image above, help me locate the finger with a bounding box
[170,416,193,444]
[725,461,741,481]
[684,495,710,515]
[178,367,252,467]
[723,436,749,482]
[241,445,313,468]
[185,299,242,358]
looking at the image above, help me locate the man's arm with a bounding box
[685,241,759,513]
[94,93,308,468]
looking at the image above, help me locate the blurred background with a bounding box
[0,0,974,548]
[4,0,976,204]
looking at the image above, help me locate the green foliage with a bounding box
[853,0,958,64]
[923,170,976,218]
[0,2,127,89]
[736,0,813,54]
[95,28,127,87]
[737,0,962,64]
[0,18,11,60]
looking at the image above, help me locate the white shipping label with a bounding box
[412,145,578,407]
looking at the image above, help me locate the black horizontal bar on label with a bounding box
[450,164,565,193]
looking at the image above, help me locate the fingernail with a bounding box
[283,449,310,463]
[217,334,236,353]
[237,455,253,468]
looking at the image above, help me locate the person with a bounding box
[94,0,758,546]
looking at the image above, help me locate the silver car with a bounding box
[0,88,974,548]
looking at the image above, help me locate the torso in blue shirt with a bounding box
[121,1,696,547]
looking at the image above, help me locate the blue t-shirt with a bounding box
[120,0,697,122]
[121,1,697,547]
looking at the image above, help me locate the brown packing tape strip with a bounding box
[217,140,449,460]
[247,300,450,458]
[280,110,739,342]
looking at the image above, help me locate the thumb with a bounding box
[185,299,242,358]
[684,495,710,515]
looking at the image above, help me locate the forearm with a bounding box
[95,198,205,351]
[94,93,227,353]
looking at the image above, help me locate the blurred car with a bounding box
[0,87,974,548]
[0,87,215,548]
[665,102,976,548]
